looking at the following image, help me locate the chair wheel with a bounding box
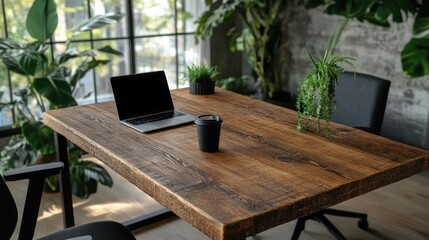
[358,218,369,230]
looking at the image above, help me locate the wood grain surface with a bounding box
[43,88,429,240]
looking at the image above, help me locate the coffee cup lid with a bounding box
[194,115,223,125]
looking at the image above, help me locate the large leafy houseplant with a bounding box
[0,0,123,198]
[301,0,429,78]
[195,0,287,98]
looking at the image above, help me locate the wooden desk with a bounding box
[43,88,429,240]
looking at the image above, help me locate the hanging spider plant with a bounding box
[296,19,355,136]
[296,47,354,136]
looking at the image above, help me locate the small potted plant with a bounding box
[296,46,354,136]
[185,63,219,95]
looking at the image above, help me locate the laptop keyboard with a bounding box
[127,111,184,125]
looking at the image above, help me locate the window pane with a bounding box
[133,0,175,36]
[0,2,5,38]
[52,42,96,104]
[93,40,130,102]
[135,36,177,88]
[10,71,42,120]
[180,0,206,33]
[178,34,203,87]
[90,0,128,39]
[4,0,32,39]
[0,66,12,126]
[53,0,90,42]
[10,71,27,91]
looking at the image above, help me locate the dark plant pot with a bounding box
[189,81,215,95]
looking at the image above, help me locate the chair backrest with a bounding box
[331,72,391,135]
[0,176,18,240]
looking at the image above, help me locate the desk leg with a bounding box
[55,133,75,228]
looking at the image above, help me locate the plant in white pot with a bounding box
[185,63,219,95]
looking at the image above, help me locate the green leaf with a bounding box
[26,0,58,43]
[51,66,72,81]
[81,161,113,187]
[413,14,429,35]
[71,13,124,35]
[401,37,429,78]
[308,0,416,26]
[0,135,36,173]
[71,169,97,199]
[69,60,110,88]
[56,48,79,65]
[195,0,244,41]
[375,2,393,22]
[22,121,55,155]
[19,51,43,76]
[70,160,113,199]
[0,38,22,51]
[375,0,416,23]
[32,77,76,107]
[96,45,123,56]
[2,57,27,75]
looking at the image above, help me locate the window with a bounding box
[0,0,207,127]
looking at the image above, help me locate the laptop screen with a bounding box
[110,71,175,120]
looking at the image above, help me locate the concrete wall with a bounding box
[282,6,429,150]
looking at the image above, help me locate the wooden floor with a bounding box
[7,159,429,240]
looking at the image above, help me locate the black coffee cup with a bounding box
[194,115,223,152]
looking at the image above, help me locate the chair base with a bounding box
[291,208,368,240]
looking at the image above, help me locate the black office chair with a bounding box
[1,162,136,240]
[291,71,391,240]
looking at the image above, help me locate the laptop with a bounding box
[110,71,195,133]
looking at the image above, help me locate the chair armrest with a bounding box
[3,162,64,181]
[3,162,64,240]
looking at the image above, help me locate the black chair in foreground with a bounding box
[291,71,391,240]
[0,162,136,240]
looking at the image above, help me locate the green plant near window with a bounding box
[0,0,124,199]
[195,0,287,98]
[301,0,429,78]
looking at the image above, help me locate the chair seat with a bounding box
[38,221,136,240]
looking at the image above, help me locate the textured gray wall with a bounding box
[282,6,429,150]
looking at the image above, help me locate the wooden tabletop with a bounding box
[43,88,429,240]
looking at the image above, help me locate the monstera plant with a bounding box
[0,0,123,198]
[301,0,429,78]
